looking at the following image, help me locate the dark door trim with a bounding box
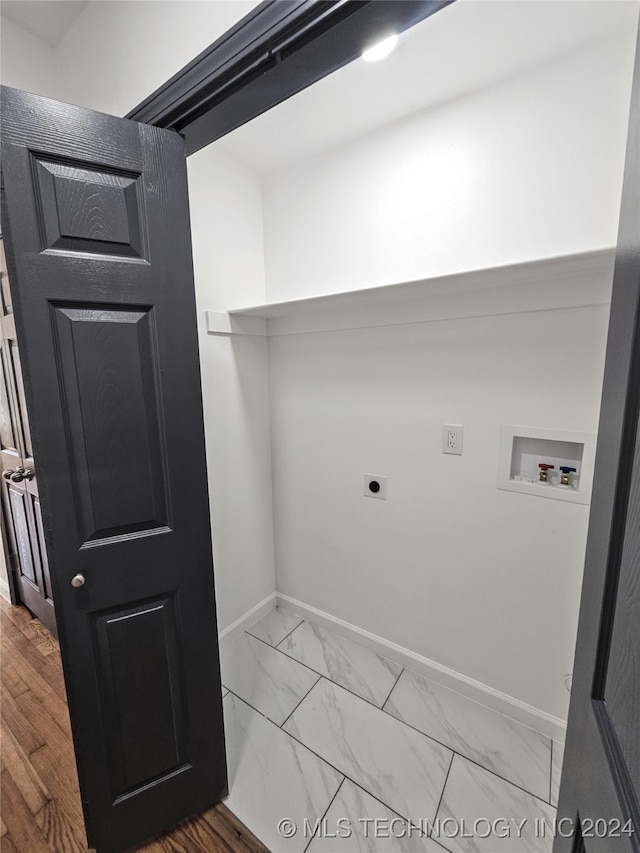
[126,0,454,155]
[554,25,640,851]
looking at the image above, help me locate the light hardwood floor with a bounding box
[0,597,269,853]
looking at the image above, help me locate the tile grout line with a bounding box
[228,689,421,828]
[240,630,324,681]
[381,666,405,712]
[247,626,406,714]
[246,615,305,649]
[428,751,456,851]
[279,674,323,730]
[252,612,553,748]
[281,715,422,826]
[229,686,550,853]
[232,625,557,808]
[225,688,274,725]
[306,676,556,809]
[246,630,392,711]
[301,777,346,853]
[275,617,306,649]
[377,691,555,807]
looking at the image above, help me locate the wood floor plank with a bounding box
[177,813,244,852]
[1,833,19,853]
[146,817,219,853]
[138,805,269,853]
[4,634,70,731]
[35,799,87,853]
[2,618,67,703]
[1,602,268,853]
[29,744,85,832]
[1,725,50,814]
[12,689,85,834]
[203,804,270,853]
[1,770,50,853]
[14,684,72,754]
[1,597,35,629]
[1,650,31,699]
[1,690,46,757]
[20,616,61,659]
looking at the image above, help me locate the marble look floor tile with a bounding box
[284,678,452,823]
[435,755,556,853]
[307,780,445,853]
[224,693,343,853]
[279,621,403,708]
[385,669,551,801]
[220,632,319,725]
[550,741,564,807]
[247,607,304,647]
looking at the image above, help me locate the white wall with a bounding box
[0,16,55,97]
[188,146,275,629]
[263,32,636,301]
[52,0,259,118]
[1,17,51,605]
[0,2,274,633]
[2,0,636,720]
[269,304,609,721]
[262,29,637,722]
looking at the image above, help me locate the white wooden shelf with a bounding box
[206,249,615,337]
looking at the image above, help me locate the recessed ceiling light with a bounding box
[362,34,399,63]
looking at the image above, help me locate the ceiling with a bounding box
[1,0,635,172]
[214,0,638,175]
[1,0,89,47]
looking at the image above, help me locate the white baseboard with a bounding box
[0,576,11,603]
[218,592,277,647]
[276,592,567,742]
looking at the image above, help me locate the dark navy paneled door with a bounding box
[554,25,640,853]
[1,86,226,853]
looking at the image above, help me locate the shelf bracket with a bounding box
[205,310,267,337]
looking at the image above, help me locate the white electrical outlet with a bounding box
[364,474,387,500]
[443,425,463,455]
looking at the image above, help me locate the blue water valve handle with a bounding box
[559,467,577,474]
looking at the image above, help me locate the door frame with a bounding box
[0,474,18,606]
[126,0,454,154]
[554,26,640,848]
[1,0,452,612]
[1,0,455,613]
[129,0,640,835]
[4,0,637,844]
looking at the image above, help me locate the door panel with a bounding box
[0,347,16,453]
[0,343,20,467]
[8,484,36,583]
[51,303,169,543]
[8,339,32,458]
[0,235,11,314]
[554,24,640,853]
[1,86,226,853]
[93,595,188,798]
[604,431,640,793]
[31,157,147,259]
[0,234,55,634]
[33,496,53,601]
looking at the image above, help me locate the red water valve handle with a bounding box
[538,464,555,471]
